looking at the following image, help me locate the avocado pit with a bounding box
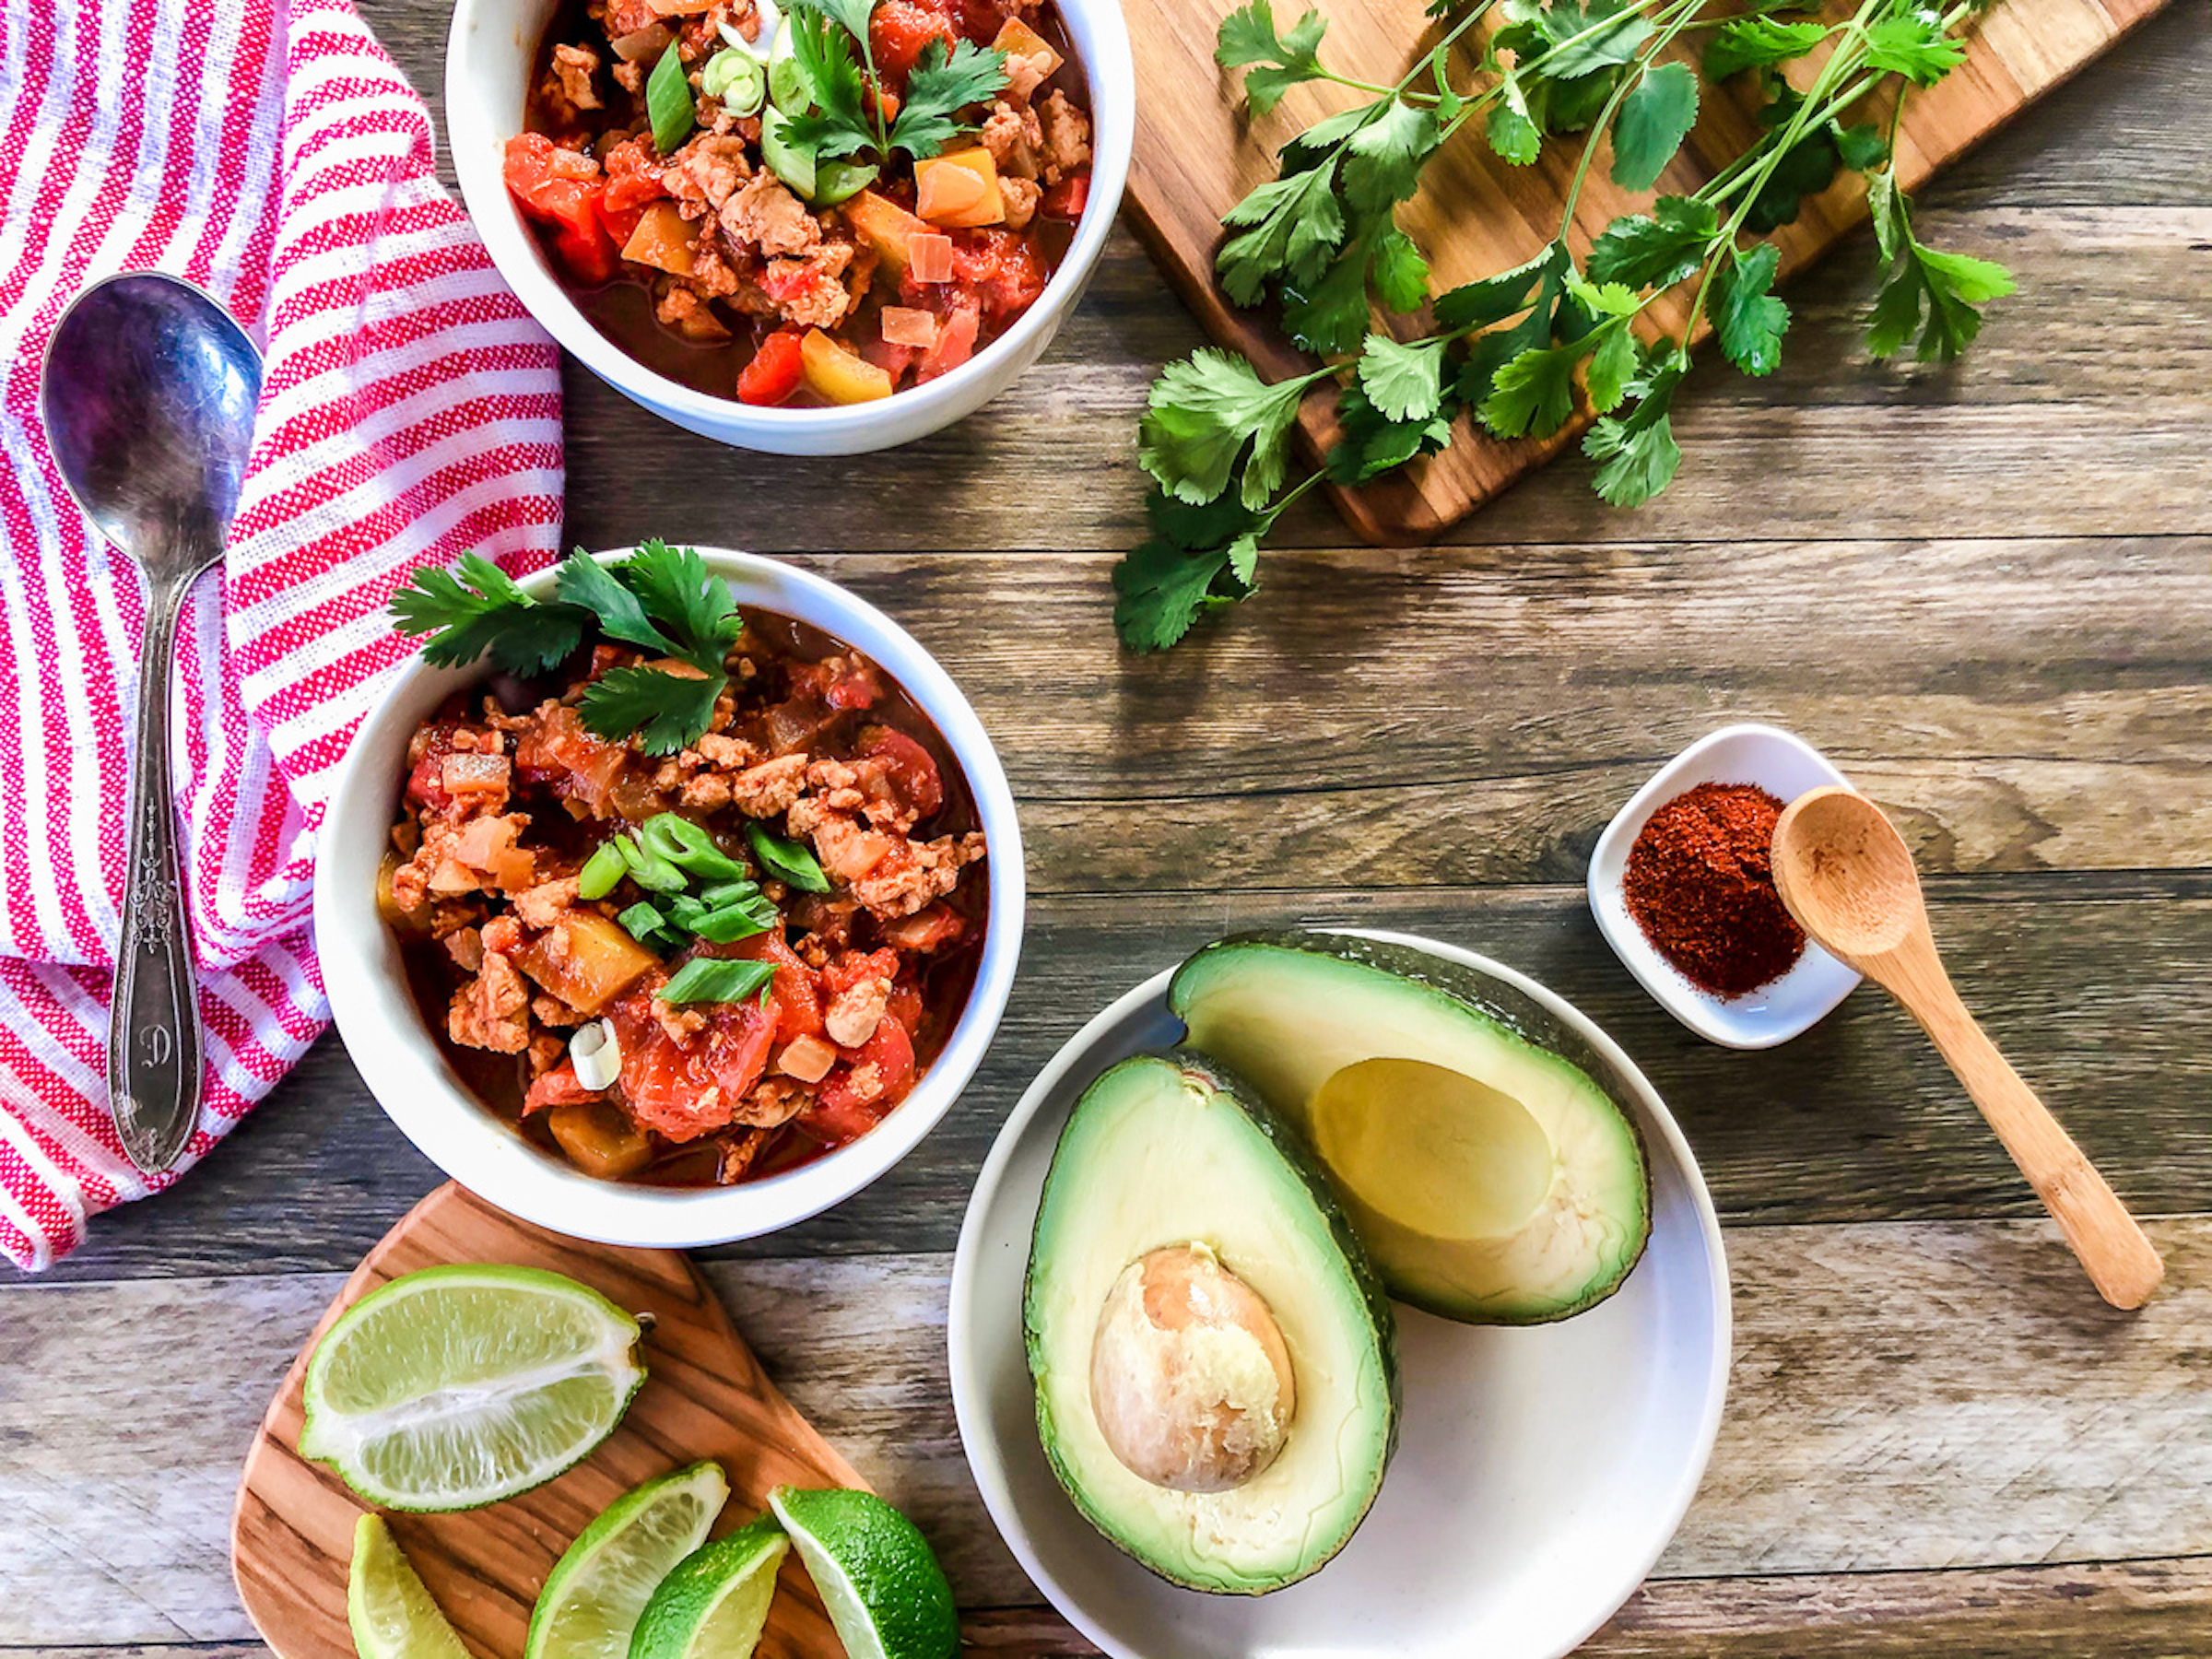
[1088,1243,1295,1494]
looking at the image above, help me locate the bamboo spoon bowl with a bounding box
[1770,785,2164,1311]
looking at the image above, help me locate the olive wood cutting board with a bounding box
[230,1182,862,1659]
[1118,0,2176,543]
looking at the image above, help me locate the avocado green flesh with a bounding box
[1171,936,1652,1325]
[1024,1053,1398,1594]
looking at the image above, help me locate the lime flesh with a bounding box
[348,1513,470,1659]
[629,1515,790,1659]
[300,1264,646,1512]
[528,1460,730,1659]
[767,1487,958,1659]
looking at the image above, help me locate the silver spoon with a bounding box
[39,271,263,1175]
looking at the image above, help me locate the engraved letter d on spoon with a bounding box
[40,272,263,1174]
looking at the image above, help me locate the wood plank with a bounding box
[19,870,2212,1277]
[1116,0,2176,542]
[9,1218,2212,1646]
[230,1186,856,1659]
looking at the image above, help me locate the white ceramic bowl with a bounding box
[317,547,1024,1247]
[1588,723,1863,1049]
[445,0,1134,454]
[948,929,1732,1659]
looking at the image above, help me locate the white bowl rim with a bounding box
[443,0,1136,441]
[315,545,1024,1248]
[945,925,1733,1659]
[1587,722,1864,1050]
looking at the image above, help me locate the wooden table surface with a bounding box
[6,6,2210,1656]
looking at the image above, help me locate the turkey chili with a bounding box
[381,553,989,1187]
[507,0,1096,406]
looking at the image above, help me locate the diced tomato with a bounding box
[513,703,629,813]
[703,995,777,1105]
[822,947,901,997]
[826,659,884,710]
[524,1059,600,1114]
[759,260,824,303]
[859,725,944,818]
[869,0,960,90]
[857,332,918,386]
[602,975,775,1142]
[915,296,979,382]
[882,903,964,952]
[811,1013,918,1135]
[737,327,806,406]
[951,228,1049,324]
[504,134,618,286]
[596,137,669,244]
[1041,172,1089,220]
[717,931,825,1042]
[405,723,462,811]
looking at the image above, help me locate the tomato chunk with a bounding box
[503,134,618,286]
[737,327,806,406]
[869,0,960,90]
[1041,173,1089,221]
[596,136,669,244]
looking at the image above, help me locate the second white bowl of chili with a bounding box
[445,0,1134,453]
[317,546,1025,1247]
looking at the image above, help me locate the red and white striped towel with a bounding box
[0,0,565,1270]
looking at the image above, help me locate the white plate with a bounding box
[1587,723,1863,1049]
[947,929,1732,1659]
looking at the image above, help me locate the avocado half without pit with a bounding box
[1171,934,1653,1325]
[1024,1051,1400,1595]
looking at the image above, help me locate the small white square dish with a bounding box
[1588,724,1863,1050]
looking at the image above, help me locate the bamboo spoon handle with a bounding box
[1888,945,2164,1310]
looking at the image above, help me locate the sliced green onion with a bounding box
[691,902,773,944]
[577,840,627,900]
[700,49,765,118]
[698,878,764,907]
[646,41,696,155]
[640,812,748,882]
[615,833,687,893]
[747,821,830,892]
[659,957,777,1006]
[617,900,678,949]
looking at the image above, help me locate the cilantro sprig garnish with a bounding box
[1117,0,2014,652]
[389,539,742,756]
[779,0,1007,171]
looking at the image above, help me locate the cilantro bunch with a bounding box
[1117,0,2015,652]
[389,539,743,755]
[779,0,1008,172]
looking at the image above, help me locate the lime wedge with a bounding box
[766,1488,958,1659]
[347,1513,469,1659]
[300,1264,646,1512]
[629,1515,790,1659]
[528,1460,730,1659]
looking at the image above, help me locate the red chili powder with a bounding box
[1622,781,1805,998]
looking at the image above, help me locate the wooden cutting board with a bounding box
[230,1182,862,1659]
[1119,0,2175,543]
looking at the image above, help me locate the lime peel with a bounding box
[348,1512,470,1659]
[767,1486,959,1659]
[630,1515,791,1659]
[528,1459,730,1659]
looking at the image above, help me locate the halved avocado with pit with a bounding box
[1170,933,1653,1325]
[1023,1049,1399,1594]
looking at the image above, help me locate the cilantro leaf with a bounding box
[1587,195,1718,289]
[1609,61,1698,192]
[1486,93,1542,166]
[787,0,875,43]
[1139,349,1315,510]
[1480,338,1587,438]
[389,555,590,675]
[1217,162,1347,304]
[1357,334,1448,422]
[1434,241,1566,332]
[554,549,681,657]
[1342,100,1438,214]
[1863,11,1967,85]
[1371,227,1431,312]
[617,538,740,672]
[1113,489,1267,653]
[1507,0,1653,77]
[780,7,876,162]
[1325,382,1456,483]
[1280,238,1377,358]
[580,665,726,756]
[1583,359,1684,505]
[1712,241,1790,375]
[1218,0,1330,116]
[1583,320,1639,412]
[1703,17,1828,79]
[889,38,1008,158]
[1868,240,2015,360]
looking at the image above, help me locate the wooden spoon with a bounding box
[1770,785,2163,1310]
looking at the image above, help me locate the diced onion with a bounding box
[609,23,674,61]
[570,1018,622,1091]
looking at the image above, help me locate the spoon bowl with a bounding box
[39,271,263,1174]
[1771,785,2162,1311]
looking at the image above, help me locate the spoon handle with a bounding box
[1891,947,2163,1310]
[110,574,203,1175]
